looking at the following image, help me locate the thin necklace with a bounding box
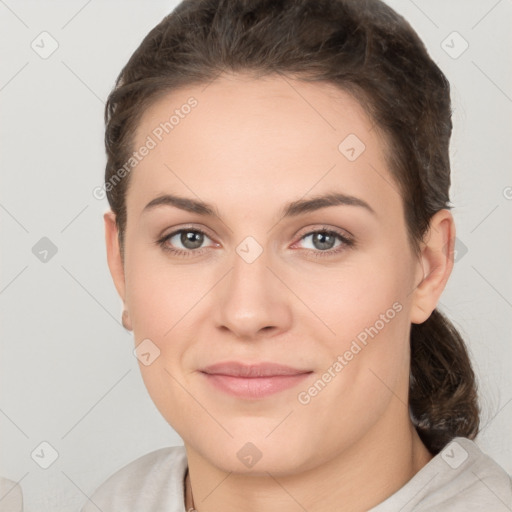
[185,469,197,512]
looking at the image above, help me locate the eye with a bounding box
[156,225,355,259]
[293,228,354,257]
[157,227,217,257]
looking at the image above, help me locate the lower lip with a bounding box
[201,372,312,399]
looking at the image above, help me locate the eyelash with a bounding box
[156,226,355,259]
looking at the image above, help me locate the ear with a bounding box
[410,209,455,324]
[104,211,132,330]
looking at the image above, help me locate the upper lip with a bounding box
[200,361,312,378]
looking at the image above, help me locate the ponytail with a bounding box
[409,309,480,454]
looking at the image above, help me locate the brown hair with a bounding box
[104,0,479,454]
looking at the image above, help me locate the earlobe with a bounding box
[410,209,455,324]
[121,309,133,331]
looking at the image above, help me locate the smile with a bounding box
[199,361,313,399]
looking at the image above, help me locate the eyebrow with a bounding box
[142,191,376,219]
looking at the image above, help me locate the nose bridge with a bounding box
[213,235,291,338]
[231,236,270,295]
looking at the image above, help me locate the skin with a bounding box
[105,72,455,512]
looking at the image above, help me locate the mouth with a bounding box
[199,361,313,399]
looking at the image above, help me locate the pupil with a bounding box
[182,231,203,249]
[314,232,334,250]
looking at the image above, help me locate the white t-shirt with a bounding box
[81,437,512,511]
[0,477,23,512]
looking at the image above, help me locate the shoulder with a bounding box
[421,437,512,510]
[370,437,512,512]
[446,437,512,507]
[81,445,188,512]
[0,476,23,512]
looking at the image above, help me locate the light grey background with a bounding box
[1,1,511,511]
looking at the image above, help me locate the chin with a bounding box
[186,430,321,476]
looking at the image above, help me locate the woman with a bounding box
[83,0,512,510]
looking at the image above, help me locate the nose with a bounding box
[213,243,293,341]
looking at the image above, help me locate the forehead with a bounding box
[135,72,380,153]
[127,73,399,220]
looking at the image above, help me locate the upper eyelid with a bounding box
[161,225,215,240]
[296,225,353,239]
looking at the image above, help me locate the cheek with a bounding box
[123,240,207,337]
[123,250,198,430]
[294,241,415,408]
[123,245,216,412]
[316,243,414,413]
[292,252,412,349]
[136,357,199,442]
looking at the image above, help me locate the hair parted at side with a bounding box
[104,0,480,454]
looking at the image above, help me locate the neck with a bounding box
[184,406,433,512]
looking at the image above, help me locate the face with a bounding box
[108,73,432,475]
